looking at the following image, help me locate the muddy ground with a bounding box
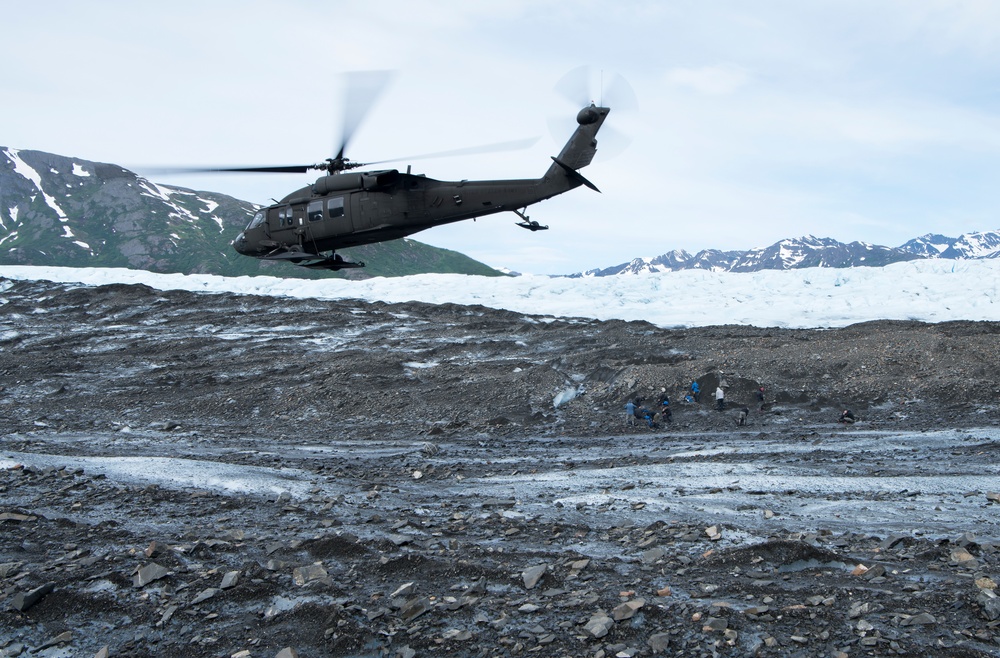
[2,277,1000,657]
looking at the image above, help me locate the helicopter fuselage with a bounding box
[233,105,609,269]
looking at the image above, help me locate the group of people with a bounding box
[623,380,859,430]
[624,378,777,430]
[624,391,674,429]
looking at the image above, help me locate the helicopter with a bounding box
[224,104,609,270]
[167,71,622,270]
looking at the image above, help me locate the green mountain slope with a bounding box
[0,148,504,279]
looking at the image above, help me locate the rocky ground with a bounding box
[2,276,1000,657]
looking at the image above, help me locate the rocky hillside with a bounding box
[0,148,502,279]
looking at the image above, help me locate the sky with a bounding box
[4,1,1000,275]
[4,258,999,329]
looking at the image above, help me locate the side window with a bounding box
[328,197,345,219]
[276,206,293,227]
[308,200,324,222]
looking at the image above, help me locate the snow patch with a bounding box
[0,259,999,329]
[4,148,68,220]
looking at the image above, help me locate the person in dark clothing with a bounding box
[737,407,749,426]
[838,409,856,424]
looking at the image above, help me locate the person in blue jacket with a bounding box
[691,381,701,403]
[624,399,637,426]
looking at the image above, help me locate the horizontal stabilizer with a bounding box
[550,157,601,193]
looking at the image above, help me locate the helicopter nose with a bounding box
[232,231,248,254]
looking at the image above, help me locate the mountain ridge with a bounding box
[0,147,503,279]
[575,231,1000,277]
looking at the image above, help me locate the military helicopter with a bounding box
[180,72,619,270]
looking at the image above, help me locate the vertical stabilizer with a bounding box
[543,105,609,188]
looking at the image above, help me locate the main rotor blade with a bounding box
[336,70,395,160]
[139,164,314,175]
[361,137,540,167]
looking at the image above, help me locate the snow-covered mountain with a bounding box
[579,232,1000,276]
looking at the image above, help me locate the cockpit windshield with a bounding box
[246,211,266,231]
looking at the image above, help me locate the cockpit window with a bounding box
[247,211,265,230]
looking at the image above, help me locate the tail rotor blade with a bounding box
[604,73,638,113]
[555,65,595,107]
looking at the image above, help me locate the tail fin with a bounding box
[543,105,609,191]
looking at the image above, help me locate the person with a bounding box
[715,386,725,411]
[625,399,637,426]
[737,407,749,426]
[658,388,670,407]
[756,386,765,410]
[655,390,672,423]
[838,409,855,424]
[691,381,701,403]
[644,410,659,430]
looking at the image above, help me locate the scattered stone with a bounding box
[220,570,240,589]
[861,564,886,581]
[10,582,55,612]
[37,631,73,651]
[950,547,977,566]
[387,533,414,546]
[584,612,614,638]
[703,617,728,632]
[157,604,178,627]
[987,492,1000,504]
[879,534,908,550]
[613,598,645,621]
[522,564,547,589]
[648,632,671,653]
[0,512,35,522]
[133,563,170,587]
[191,587,220,605]
[292,563,328,586]
[977,590,1000,621]
[641,547,666,563]
[390,582,415,599]
[275,649,299,658]
[94,647,110,658]
[0,561,24,578]
[705,525,722,541]
[399,597,432,623]
[901,612,936,626]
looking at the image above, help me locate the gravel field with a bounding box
[3,277,1000,658]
